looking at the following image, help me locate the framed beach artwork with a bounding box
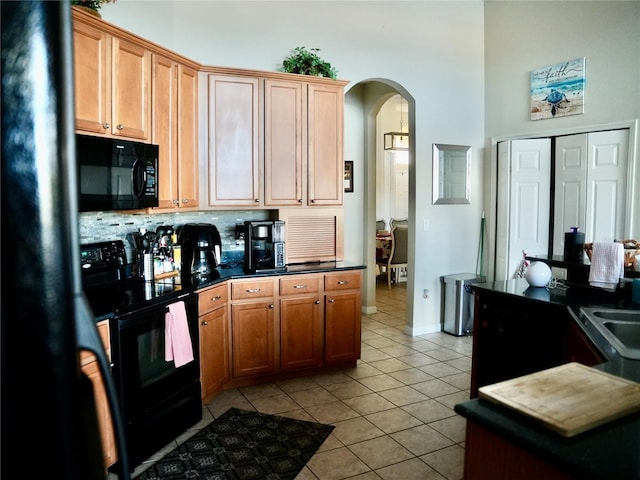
[530,58,585,120]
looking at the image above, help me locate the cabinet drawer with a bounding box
[198,283,228,314]
[280,275,321,296]
[324,271,361,291]
[231,278,276,300]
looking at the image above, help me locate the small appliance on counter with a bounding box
[244,220,286,273]
[177,223,222,280]
[563,227,586,263]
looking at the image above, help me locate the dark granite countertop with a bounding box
[86,261,365,320]
[456,278,640,479]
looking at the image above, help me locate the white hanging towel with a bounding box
[588,242,624,291]
[165,301,194,368]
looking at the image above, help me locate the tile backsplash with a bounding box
[80,209,273,265]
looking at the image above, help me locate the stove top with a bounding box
[81,240,190,320]
[83,277,188,320]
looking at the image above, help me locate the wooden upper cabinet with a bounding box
[152,54,198,210]
[264,79,305,206]
[111,37,151,139]
[73,19,111,135]
[265,80,344,207]
[73,13,151,140]
[308,83,344,206]
[206,74,261,207]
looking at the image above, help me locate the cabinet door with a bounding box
[111,37,151,140]
[280,296,323,370]
[230,301,278,377]
[307,83,344,206]
[264,79,305,206]
[176,65,199,208]
[207,75,261,206]
[73,19,111,135]
[152,54,179,209]
[325,291,361,363]
[82,359,116,469]
[199,306,229,400]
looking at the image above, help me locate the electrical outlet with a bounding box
[551,267,568,281]
[423,289,429,301]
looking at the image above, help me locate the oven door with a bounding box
[111,293,200,425]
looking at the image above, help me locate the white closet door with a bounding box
[496,138,551,280]
[585,129,629,243]
[553,134,587,255]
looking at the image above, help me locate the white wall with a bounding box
[100,1,486,335]
[484,1,640,271]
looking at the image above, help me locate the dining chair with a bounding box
[376,222,409,288]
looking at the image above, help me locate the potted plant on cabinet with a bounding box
[71,0,116,18]
[282,47,338,79]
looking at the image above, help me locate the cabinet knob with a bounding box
[293,284,307,289]
[269,304,274,309]
[337,280,350,285]
[246,288,261,293]
[103,123,110,130]
[298,199,303,203]
[211,295,221,301]
[310,199,316,204]
[116,124,124,130]
[254,199,260,203]
[200,321,208,326]
[315,300,320,304]
[328,298,335,303]
[172,200,180,205]
[181,199,189,204]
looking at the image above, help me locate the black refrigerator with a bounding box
[1,2,129,479]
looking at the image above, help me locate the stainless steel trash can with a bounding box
[440,273,486,336]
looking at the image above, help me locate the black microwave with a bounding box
[76,134,159,212]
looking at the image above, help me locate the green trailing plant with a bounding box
[282,47,337,79]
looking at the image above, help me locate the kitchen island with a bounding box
[455,278,640,480]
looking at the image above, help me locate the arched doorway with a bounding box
[344,80,414,319]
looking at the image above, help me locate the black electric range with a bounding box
[81,240,192,321]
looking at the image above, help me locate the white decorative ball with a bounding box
[524,261,552,287]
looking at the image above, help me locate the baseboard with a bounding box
[362,305,377,314]
[404,323,442,337]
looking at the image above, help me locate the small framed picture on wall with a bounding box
[344,161,354,192]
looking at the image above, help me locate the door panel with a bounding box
[496,139,551,280]
[553,134,587,255]
[586,130,628,243]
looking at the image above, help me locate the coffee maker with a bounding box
[177,223,222,279]
[244,220,286,273]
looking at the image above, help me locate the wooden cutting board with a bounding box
[478,362,640,437]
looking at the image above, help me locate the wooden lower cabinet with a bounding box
[229,278,279,377]
[198,283,229,400]
[464,420,575,480]
[280,275,323,370]
[324,271,362,364]
[80,320,116,471]
[220,270,362,386]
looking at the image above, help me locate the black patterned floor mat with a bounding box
[134,408,334,480]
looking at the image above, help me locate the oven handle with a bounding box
[75,293,131,480]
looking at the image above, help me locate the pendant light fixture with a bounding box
[384,96,409,151]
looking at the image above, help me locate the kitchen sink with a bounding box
[581,308,640,360]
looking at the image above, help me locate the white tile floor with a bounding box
[116,281,473,480]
